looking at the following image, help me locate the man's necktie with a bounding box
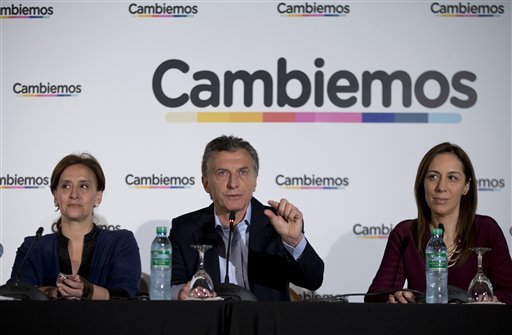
[231,227,247,288]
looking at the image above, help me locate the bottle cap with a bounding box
[156,226,167,234]
[432,228,443,236]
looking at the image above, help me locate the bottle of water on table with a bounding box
[425,227,448,304]
[150,226,172,300]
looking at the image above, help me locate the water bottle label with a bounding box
[426,252,447,269]
[151,250,171,267]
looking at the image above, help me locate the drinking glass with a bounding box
[189,244,215,298]
[467,247,493,303]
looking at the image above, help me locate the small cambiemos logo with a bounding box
[0,174,49,189]
[128,2,198,18]
[12,82,82,97]
[51,220,121,232]
[477,178,505,192]
[277,2,350,17]
[430,1,505,17]
[0,3,53,19]
[125,173,195,189]
[353,223,394,239]
[276,174,349,190]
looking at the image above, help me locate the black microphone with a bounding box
[15,227,44,284]
[223,210,236,283]
[214,211,258,301]
[229,211,236,228]
[0,227,48,300]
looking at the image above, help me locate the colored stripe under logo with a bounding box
[165,112,461,123]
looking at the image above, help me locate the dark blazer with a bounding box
[170,197,324,301]
[7,228,141,298]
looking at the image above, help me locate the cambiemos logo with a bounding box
[477,177,505,192]
[51,222,122,232]
[0,3,53,18]
[431,2,505,17]
[299,292,347,302]
[0,174,49,189]
[125,173,195,189]
[13,82,82,97]
[353,223,394,239]
[129,2,198,18]
[276,174,349,190]
[277,2,350,17]
[154,58,476,124]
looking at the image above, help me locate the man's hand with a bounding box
[264,198,304,247]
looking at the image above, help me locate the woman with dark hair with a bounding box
[365,142,512,304]
[7,153,141,300]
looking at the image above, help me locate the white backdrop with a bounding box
[1,1,511,302]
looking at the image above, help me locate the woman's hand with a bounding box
[388,290,416,304]
[38,286,59,300]
[56,273,94,299]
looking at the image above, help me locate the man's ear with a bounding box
[202,176,209,193]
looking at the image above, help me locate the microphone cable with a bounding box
[304,288,425,303]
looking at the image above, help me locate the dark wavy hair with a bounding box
[414,142,477,264]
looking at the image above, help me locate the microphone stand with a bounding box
[214,211,258,302]
[0,227,49,301]
[224,211,235,284]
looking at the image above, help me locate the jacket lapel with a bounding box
[248,198,273,251]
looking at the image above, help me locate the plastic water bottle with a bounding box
[150,226,172,300]
[425,227,448,303]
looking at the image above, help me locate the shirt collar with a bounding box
[214,202,251,231]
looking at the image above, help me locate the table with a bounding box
[0,299,509,335]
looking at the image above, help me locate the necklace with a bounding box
[447,241,461,267]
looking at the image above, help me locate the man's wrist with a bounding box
[283,233,303,247]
